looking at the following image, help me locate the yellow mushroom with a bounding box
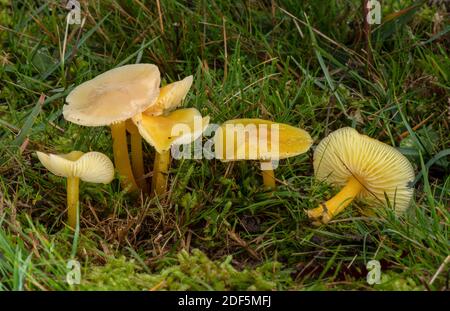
[125,75,194,193]
[308,127,415,225]
[63,64,160,192]
[144,75,193,116]
[133,108,209,196]
[214,119,313,190]
[36,151,114,229]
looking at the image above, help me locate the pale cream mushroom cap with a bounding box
[132,108,210,153]
[63,64,161,126]
[313,127,415,213]
[214,119,313,161]
[144,75,194,116]
[36,151,114,184]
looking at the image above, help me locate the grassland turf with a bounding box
[0,0,448,290]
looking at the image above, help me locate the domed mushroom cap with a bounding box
[214,119,313,161]
[132,108,210,153]
[63,64,160,126]
[313,127,415,213]
[144,75,194,116]
[36,151,114,184]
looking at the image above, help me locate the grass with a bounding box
[0,0,449,291]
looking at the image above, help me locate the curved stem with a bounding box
[67,176,79,229]
[130,131,147,192]
[151,150,170,197]
[110,122,138,192]
[307,175,363,224]
[261,161,276,190]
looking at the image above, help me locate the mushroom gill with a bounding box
[308,127,415,225]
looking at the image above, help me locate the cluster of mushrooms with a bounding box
[36,64,415,230]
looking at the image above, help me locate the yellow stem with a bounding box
[67,176,79,229]
[130,131,147,192]
[261,161,276,190]
[151,150,170,197]
[110,122,138,192]
[307,175,363,224]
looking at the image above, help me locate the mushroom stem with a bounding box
[67,176,79,229]
[307,175,363,224]
[261,161,276,190]
[130,131,147,192]
[151,150,170,197]
[110,122,138,192]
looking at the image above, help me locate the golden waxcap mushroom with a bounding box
[62,64,161,192]
[133,108,209,153]
[63,64,160,126]
[144,75,194,116]
[125,75,194,193]
[214,118,313,189]
[133,108,210,196]
[308,127,415,225]
[36,151,114,229]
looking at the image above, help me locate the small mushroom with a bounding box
[214,119,313,190]
[125,75,194,192]
[144,75,193,116]
[307,127,415,225]
[36,151,114,229]
[63,64,160,192]
[133,108,209,196]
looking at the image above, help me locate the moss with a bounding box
[77,256,151,290]
[79,249,293,291]
[374,271,425,291]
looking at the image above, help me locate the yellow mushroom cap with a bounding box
[313,127,415,213]
[144,75,194,116]
[132,108,210,153]
[63,64,160,126]
[36,151,115,184]
[214,118,313,161]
